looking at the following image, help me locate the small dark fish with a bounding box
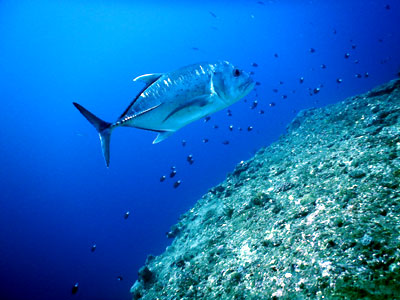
[251,62,258,67]
[173,180,181,188]
[187,154,194,164]
[259,109,264,114]
[124,211,130,219]
[336,78,343,84]
[257,1,265,5]
[181,140,186,147]
[272,88,278,93]
[274,53,279,58]
[279,81,284,85]
[310,48,316,53]
[166,230,175,238]
[213,124,219,129]
[191,47,199,51]
[247,126,253,132]
[282,95,287,99]
[229,125,234,131]
[222,140,230,145]
[117,276,123,281]
[160,175,166,182]
[203,138,209,143]
[313,87,320,94]
[364,72,369,78]
[299,77,304,84]
[170,170,177,178]
[91,244,97,252]
[249,71,255,75]
[204,116,211,122]
[72,283,79,295]
[344,53,350,59]
[209,11,217,18]
[354,59,360,64]
[269,102,276,107]
[255,81,261,86]
[238,127,242,131]
[378,38,383,43]
[385,4,391,10]
[227,109,232,116]
[321,64,327,69]
[251,100,258,109]
[355,74,362,78]
[351,44,357,50]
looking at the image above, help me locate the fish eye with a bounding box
[233,69,241,77]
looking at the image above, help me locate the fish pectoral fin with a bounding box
[153,131,175,144]
[195,95,210,107]
[133,73,163,85]
[163,95,211,122]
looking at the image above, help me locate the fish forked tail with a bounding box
[73,102,113,167]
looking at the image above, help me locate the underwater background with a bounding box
[0,1,399,299]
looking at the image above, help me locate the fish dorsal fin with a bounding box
[133,73,162,85]
[153,131,175,144]
[119,74,162,119]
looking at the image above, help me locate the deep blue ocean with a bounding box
[0,1,399,299]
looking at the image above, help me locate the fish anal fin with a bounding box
[133,73,162,85]
[153,131,175,144]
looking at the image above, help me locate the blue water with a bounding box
[0,1,399,299]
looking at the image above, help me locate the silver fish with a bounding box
[73,61,255,167]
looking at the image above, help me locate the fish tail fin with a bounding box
[73,102,113,167]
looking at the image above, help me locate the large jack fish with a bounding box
[73,61,255,167]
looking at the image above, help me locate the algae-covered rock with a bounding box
[131,79,400,299]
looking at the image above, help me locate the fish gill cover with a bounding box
[0,1,399,300]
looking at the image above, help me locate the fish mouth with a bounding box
[240,79,255,96]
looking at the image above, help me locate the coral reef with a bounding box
[131,79,400,299]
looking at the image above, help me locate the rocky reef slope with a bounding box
[131,79,400,299]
